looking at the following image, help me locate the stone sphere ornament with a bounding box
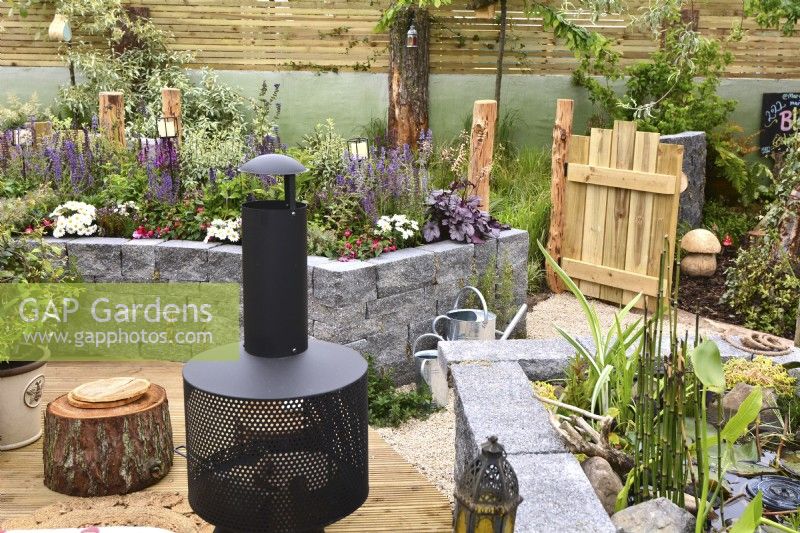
[454,436,522,533]
[680,229,722,277]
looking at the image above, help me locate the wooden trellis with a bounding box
[550,116,683,308]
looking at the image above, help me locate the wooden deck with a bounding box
[0,361,452,532]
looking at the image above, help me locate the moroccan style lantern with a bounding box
[406,24,419,48]
[454,436,522,533]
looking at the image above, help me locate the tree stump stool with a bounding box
[43,383,173,496]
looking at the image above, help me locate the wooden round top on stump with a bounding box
[44,383,173,497]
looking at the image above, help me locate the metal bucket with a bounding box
[412,333,444,395]
[432,286,496,341]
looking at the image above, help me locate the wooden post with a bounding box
[98,91,126,148]
[546,99,574,293]
[161,87,182,146]
[32,121,53,144]
[469,99,497,212]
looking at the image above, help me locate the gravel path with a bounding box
[378,293,733,502]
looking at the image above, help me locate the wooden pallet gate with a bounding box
[547,100,683,308]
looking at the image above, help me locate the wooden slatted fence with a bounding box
[0,0,799,78]
[561,120,683,308]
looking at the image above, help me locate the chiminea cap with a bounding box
[239,153,307,176]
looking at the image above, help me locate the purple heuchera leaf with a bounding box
[422,187,503,244]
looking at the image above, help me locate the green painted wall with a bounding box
[3,66,800,151]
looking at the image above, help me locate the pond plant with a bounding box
[539,240,800,532]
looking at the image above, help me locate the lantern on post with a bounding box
[454,436,522,533]
[406,24,419,48]
[156,115,179,196]
[347,137,369,161]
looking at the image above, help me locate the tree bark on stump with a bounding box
[43,384,173,496]
[388,7,430,149]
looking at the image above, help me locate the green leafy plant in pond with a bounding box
[722,235,800,338]
[724,356,797,398]
[539,241,644,420]
[691,340,764,533]
[367,356,434,428]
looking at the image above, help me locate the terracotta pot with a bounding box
[0,358,47,450]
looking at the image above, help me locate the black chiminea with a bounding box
[182,154,369,533]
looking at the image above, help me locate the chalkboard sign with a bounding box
[761,92,800,156]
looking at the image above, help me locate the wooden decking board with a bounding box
[0,361,452,532]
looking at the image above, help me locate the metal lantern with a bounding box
[454,436,522,533]
[406,24,419,48]
[156,116,178,139]
[347,137,369,161]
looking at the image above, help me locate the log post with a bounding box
[161,87,182,147]
[546,99,574,293]
[32,121,53,144]
[98,91,126,148]
[469,99,497,212]
[43,384,173,496]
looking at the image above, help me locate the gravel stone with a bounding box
[66,237,126,281]
[611,497,694,533]
[155,240,220,281]
[207,244,242,282]
[122,239,164,281]
[367,247,435,298]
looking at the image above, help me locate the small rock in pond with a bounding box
[707,382,780,426]
[611,497,694,533]
[581,456,622,515]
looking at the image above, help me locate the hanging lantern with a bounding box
[454,436,522,533]
[48,13,72,42]
[406,24,418,48]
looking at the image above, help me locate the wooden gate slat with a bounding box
[600,120,637,303]
[580,128,613,298]
[647,143,684,305]
[562,135,591,264]
[567,165,677,194]
[623,131,660,307]
[561,258,660,296]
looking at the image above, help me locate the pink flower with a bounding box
[723,234,733,247]
[344,229,352,238]
[345,242,352,249]
[24,226,33,234]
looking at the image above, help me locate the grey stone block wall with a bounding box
[660,131,707,228]
[40,230,530,383]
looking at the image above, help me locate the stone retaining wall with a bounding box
[43,229,529,383]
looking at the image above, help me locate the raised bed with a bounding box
[42,229,530,383]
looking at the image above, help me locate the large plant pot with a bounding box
[0,359,47,450]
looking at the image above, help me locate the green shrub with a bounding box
[702,200,758,247]
[367,356,433,428]
[723,236,800,337]
[0,185,59,232]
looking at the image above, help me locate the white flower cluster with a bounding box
[113,201,138,216]
[375,214,419,241]
[205,218,241,244]
[50,201,98,238]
